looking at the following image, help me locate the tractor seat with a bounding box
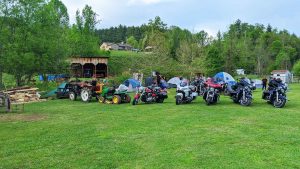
[107,88,116,95]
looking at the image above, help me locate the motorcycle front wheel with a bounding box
[132,98,139,105]
[273,98,286,108]
[206,97,213,105]
[240,97,252,106]
[176,96,182,105]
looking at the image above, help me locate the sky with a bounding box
[60,0,300,37]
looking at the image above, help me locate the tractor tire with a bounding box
[98,96,105,103]
[112,95,121,104]
[69,91,77,101]
[124,94,131,103]
[81,88,92,102]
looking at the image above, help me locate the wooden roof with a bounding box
[70,57,108,65]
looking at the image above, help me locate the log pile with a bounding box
[3,87,44,104]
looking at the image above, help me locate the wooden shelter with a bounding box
[70,56,109,78]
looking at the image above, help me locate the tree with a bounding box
[69,5,100,56]
[126,36,138,49]
[1,0,70,86]
[205,46,224,76]
[293,60,300,76]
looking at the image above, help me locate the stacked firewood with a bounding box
[3,87,42,103]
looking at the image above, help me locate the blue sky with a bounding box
[60,0,300,36]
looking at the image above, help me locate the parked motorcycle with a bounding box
[175,82,198,105]
[203,78,222,105]
[229,79,253,106]
[262,79,287,108]
[132,86,168,105]
[190,79,206,96]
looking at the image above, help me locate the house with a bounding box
[271,70,293,83]
[117,43,132,51]
[70,56,109,78]
[100,42,119,51]
[100,42,133,51]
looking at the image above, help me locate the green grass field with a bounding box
[1,85,300,168]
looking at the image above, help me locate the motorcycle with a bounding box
[132,86,168,105]
[262,80,287,108]
[203,78,222,105]
[175,82,198,105]
[190,79,206,96]
[229,79,253,106]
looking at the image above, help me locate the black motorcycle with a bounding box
[262,80,287,108]
[190,79,206,96]
[132,86,168,105]
[229,80,253,106]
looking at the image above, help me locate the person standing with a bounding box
[262,77,268,90]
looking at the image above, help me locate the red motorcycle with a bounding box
[203,78,223,105]
[132,86,168,105]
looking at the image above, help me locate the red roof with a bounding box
[271,70,290,74]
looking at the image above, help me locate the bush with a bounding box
[293,60,300,76]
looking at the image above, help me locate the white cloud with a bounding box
[193,21,229,37]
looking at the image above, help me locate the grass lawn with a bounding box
[1,84,300,168]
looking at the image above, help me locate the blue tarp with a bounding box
[123,78,141,89]
[214,72,236,85]
[39,74,67,81]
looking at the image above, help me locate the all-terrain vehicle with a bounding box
[99,84,131,104]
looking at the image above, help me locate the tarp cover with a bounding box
[123,79,141,92]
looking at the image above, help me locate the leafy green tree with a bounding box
[126,36,138,49]
[205,46,224,76]
[293,60,300,76]
[69,5,100,56]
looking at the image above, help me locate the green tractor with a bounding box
[99,84,131,104]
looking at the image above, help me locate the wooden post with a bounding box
[81,64,84,78]
[106,64,108,78]
[94,64,96,78]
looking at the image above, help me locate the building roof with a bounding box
[271,70,290,74]
[102,42,116,46]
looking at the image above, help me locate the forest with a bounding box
[1,0,300,87]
